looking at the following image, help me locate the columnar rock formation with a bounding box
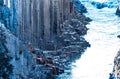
[0,0,91,79]
[13,0,75,49]
[3,0,89,50]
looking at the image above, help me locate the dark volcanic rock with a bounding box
[117,35,120,38]
[74,0,87,13]
[0,26,13,79]
[0,0,4,6]
[91,1,117,9]
[45,42,56,50]
[91,1,107,9]
[116,7,120,17]
[109,73,115,79]
[112,50,120,79]
[0,5,11,29]
[0,0,92,79]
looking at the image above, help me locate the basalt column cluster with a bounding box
[14,0,75,50]
[4,0,89,50]
[0,0,91,79]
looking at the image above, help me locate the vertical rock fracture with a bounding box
[0,0,91,79]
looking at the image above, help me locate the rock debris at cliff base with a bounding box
[0,13,91,79]
[0,0,92,79]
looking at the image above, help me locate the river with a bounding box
[57,0,120,79]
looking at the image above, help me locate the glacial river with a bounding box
[58,0,120,79]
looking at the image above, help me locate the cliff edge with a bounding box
[112,50,120,79]
[0,0,92,79]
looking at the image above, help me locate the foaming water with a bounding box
[57,1,120,79]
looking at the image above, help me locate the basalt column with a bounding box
[9,0,75,50]
[43,0,51,48]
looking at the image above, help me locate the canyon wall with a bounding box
[3,0,88,50]
[14,0,74,50]
[0,0,91,79]
[112,50,120,78]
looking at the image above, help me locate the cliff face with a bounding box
[0,23,44,79]
[0,23,13,79]
[0,0,91,79]
[112,50,120,78]
[4,0,88,50]
[16,0,75,49]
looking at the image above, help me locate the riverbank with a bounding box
[0,1,92,79]
[62,1,120,79]
[0,10,91,79]
[26,10,91,79]
[113,26,120,78]
[112,50,120,78]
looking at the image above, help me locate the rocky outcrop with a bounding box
[91,1,117,9]
[112,50,120,79]
[116,6,120,17]
[74,0,87,13]
[90,1,120,17]
[0,23,13,79]
[0,0,11,30]
[3,0,90,50]
[0,0,92,79]
[0,17,90,79]
[0,22,63,79]
[14,0,77,49]
[117,35,120,38]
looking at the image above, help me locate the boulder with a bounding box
[45,57,53,64]
[117,35,120,38]
[50,66,64,75]
[36,58,45,64]
[116,7,120,17]
[109,73,115,79]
